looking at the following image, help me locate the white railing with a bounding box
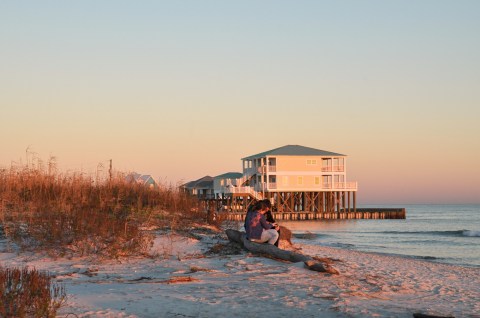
[322,166,345,172]
[222,186,263,199]
[250,165,277,173]
[223,186,250,194]
[222,182,357,194]
[330,182,358,190]
[321,182,357,190]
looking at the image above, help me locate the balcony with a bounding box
[268,182,277,189]
[322,165,345,172]
[320,182,357,190]
[264,181,358,192]
[221,182,357,193]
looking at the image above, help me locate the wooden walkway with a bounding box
[225,208,406,221]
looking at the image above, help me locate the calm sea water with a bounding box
[282,204,480,268]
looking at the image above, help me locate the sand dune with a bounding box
[1,229,478,317]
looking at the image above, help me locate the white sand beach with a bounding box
[1,226,478,318]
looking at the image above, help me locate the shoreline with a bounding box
[280,206,480,270]
[296,238,480,270]
[1,228,479,317]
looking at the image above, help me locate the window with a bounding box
[322,158,332,171]
[314,176,320,185]
[306,159,317,165]
[333,158,345,171]
[322,175,332,188]
[298,176,303,185]
[283,176,289,185]
[334,175,345,183]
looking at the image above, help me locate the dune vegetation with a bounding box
[0,158,205,257]
[0,158,205,317]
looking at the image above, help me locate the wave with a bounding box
[293,232,332,240]
[463,230,480,237]
[322,242,356,249]
[413,255,439,260]
[293,232,320,240]
[379,230,480,237]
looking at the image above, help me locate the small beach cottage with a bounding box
[212,172,243,199]
[184,145,358,213]
[126,173,157,188]
[180,175,214,199]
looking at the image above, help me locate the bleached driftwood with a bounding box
[413,314,455,318]
[225,229,339,274]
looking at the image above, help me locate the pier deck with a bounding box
[225,208,406,221]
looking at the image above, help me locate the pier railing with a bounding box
[224,208,406,221]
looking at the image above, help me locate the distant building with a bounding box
[241,144,356,194]
[213,172,243,198]
[180,175,214,199]
[182,144,358,212]
[126,172,157,188]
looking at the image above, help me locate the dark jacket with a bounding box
[244,210,274,240]
[265,210,275,223]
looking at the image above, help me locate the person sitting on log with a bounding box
[244,200,279,245]
[261,199,281,247]
[243,199,256,233]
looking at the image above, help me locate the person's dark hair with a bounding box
[247,200,258,212]
[261,199,272,208]
[254,200,267,211]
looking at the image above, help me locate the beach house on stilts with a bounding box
[184,145,358,215]
[226,145,357,214]
[184,145,406,219]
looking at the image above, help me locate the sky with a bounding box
[1,1,479,204]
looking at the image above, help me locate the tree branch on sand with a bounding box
[225,229,339,274]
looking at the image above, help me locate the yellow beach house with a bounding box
[185,145,358,213]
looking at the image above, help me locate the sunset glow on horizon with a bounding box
[1,1,479,204]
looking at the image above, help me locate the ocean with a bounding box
[282,204,480,268]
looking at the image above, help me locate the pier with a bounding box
[224,208,406,221]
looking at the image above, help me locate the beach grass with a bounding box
[0,266,66,318]
[0,160,203,258]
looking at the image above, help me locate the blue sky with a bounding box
[1,1,479,203]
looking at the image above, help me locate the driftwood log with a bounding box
[225,229,339,274]
[413,314,455,318]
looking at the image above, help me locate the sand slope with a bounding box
[1,230,478,317]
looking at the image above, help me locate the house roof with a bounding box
[242,145,345,160]
[181,175,213,189]
[214,172,243,179]
[138,175,154,183]
[126,173,155,185]
[195,180,213,189]
[125,172,141,183]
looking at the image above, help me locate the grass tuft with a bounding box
[0,266,66,318]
